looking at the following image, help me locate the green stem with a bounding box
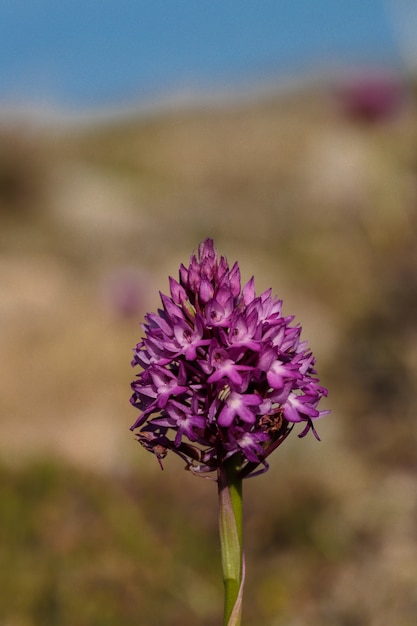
[218,456,244,626]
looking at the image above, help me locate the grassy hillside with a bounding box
[1,78,417,624]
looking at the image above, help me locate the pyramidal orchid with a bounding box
[130,239,329,625]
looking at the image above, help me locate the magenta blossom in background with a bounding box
[337,72,408,124]
[101,268,150,320]
[130,239,328,477]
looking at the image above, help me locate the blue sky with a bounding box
[0,0,410,111]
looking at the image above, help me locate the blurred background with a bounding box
[1,1,417,624]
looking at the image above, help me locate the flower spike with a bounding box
[131,238,328,476]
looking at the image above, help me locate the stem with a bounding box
[218,456,244,626]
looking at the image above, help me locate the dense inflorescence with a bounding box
[130,239,328,477]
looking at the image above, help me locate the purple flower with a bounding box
[130,239,329,477]
[336,72,408,124]
[100,267,149,319]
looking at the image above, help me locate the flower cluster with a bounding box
[130,239,328,477]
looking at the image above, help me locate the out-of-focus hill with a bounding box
[1,78,417,625]
[1,79,416,466]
